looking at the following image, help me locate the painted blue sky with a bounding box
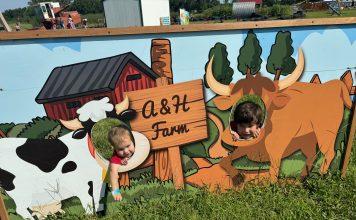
[0,0,28,12]
[0,25,355,123]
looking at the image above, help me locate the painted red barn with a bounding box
[36,52,160,120]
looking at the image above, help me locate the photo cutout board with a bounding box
[0,21,355,219]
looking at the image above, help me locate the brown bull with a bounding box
[206,48,352,183]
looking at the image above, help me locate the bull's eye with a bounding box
[91,118,131,160]
[229,94,267,140]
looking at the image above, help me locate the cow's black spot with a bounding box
[88,181,93,197]
[0,168,15,191]
[61,161,77,173]
[16,139,68,173]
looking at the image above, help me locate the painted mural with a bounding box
[0,24,355,219]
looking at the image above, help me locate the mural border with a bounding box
[0,17,356,41]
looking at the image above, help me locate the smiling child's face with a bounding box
[236,123,260,139]
[115,137,135,158]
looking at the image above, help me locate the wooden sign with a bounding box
[126,79,208,150]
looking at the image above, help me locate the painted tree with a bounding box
[204,42,234,88]
[267,31,296,81]
[237,30,262,76]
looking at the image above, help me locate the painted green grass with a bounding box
[1,133,355,219]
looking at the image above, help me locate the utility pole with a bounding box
[0,12,12,32]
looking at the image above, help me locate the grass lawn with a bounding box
[305,8,356,18]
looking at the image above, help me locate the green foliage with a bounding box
[181,154,198,174]
[6,124,26,137]
[267,31,296,78]
[27,0,72,7]
[91,118,130,160]
[18,117,61,139]
[237,30,262,75]
[3,6,41,27]
[68,0,104,15]
[44,124,62,139]
[202,4,233,18]
[169,0,220,13]
[204,42,234,88]
[258,5,293,17]
[0,123,15,135]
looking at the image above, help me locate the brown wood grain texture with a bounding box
[136,153,154,169]
[168,146,185,189]
[118,172,130,187]
[151,39,173,79]
[153,77,172,181]
[126,79,207,150]
[0,195,9,220]
[1,17,356,41]
[342,103,356,178]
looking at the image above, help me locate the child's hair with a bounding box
[108,125,134,150]
[232,101,263,128]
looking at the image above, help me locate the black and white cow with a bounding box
[0,97,150,219]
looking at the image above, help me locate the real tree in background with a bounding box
[169,0,220,13]
[237,30,262,76]
[204,42,234,88]
[27,0,72,7]
[267,31,296,81]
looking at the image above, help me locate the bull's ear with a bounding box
[271,92,290,109]
[213,96,233,110]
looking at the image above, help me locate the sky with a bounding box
[0,0,28,12]
[0,25,355,123]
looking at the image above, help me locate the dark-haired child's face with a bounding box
[236,123,260,139]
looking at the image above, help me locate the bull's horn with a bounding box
[59,118,83,130]
[206,55,231,96]
[278,48,305,90]
[115,95,129,115]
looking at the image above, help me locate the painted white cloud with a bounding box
[300,28,356,82]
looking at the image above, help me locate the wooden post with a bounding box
[341,103,356,178]
[168,146,185,189]
[0,12,12,32]
[118,173,130,187]
[0,195,9,220]
[151,39,173,82]
[153,77,173,181]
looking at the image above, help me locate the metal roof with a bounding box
[36,52,159,104]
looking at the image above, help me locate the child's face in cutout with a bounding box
[115,137,135,158]
[235,123,261,140]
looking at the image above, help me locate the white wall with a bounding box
[141,0,170,26]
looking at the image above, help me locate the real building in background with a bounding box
[103,0,170,28]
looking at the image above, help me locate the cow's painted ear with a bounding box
[72,128,87,139]
[119,109,137,121]
[272,93,290,109]
[213,96,233,110]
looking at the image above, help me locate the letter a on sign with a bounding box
[125,79,208,150]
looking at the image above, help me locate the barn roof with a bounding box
[36,52,159,104]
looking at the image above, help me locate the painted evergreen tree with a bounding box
[267,31,296,81]
[204,42,234,88]
[237,30,262,76]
